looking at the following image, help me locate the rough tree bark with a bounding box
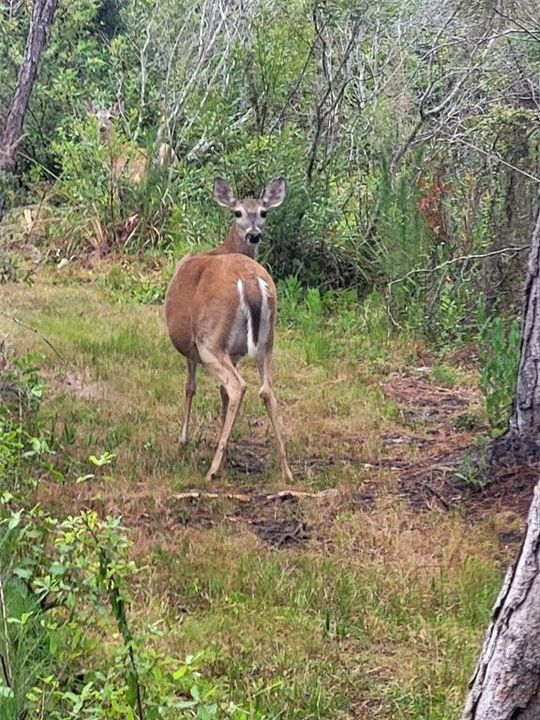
[490,202,540,465]
[0,0,58,214]
[462,202,540,718]
[462,481,540,718]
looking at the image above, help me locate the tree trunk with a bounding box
[463,201,540,717]
[490,202,540,465]
[0,0,58,214]
[462,479,540,718]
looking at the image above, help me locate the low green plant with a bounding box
[0,354,241,719]
[454,411,484,432]
[0,251,19,284]
[429,364,458,388]
[0,502,239,719]
[0,352,54,494]
[454,439,491,488]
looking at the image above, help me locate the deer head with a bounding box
[213,177,286,247]
[84,100,124,142]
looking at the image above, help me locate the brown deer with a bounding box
[84,100,177,185]
[165,177,293,482]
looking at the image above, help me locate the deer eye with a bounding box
[260,210,267,218]
[234,210,242,218]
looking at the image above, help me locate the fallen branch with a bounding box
[167,489,339,503]
[264,489,338,502]
[171,491,250,502]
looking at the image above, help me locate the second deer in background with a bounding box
[84,100,177,188]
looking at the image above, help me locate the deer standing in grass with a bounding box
[84,100,177,186]
[165,177,293,482]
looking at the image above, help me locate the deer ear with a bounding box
[213,177,237,209]
[84,100,96,114]
[111,100,124,116]
[261,177,286,209]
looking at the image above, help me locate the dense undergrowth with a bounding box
[2,0,538,338]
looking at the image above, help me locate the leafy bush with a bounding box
[1,503,241,719]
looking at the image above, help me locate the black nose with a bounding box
[247,233,261,244]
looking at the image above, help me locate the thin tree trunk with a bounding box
[490,201,540,465]
[462,479,540,719]
[0,0,58,214]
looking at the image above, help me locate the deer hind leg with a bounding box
[219,385,228,429]
[180,355,198,445]
[257,353,294,482]
[198,346,246,481]
[219,357,238,430]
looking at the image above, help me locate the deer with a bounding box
[164,177,294,483]
[84,100,177,186]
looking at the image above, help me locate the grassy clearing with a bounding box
[0,260,507,719]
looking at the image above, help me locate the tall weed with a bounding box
[479,315,520,433]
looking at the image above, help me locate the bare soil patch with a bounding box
[384,368,480,425]
[37,477,349,549]
[382,369,537,525]
[399,450,538,519]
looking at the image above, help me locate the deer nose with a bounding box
[246,232,261,244]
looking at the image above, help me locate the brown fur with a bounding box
[165,251,275,359]
[164,179,292,482]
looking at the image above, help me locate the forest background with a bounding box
[0,0,539,718]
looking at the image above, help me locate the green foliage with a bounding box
[479,315,521,434]
[277,278,393,365]
[0,252,19,285]
[0,503,239,719]
[428,364,458,388]
[454,440,491,489]
[48,118,177,252]
[2,0,536,351]
[0,353,53,495]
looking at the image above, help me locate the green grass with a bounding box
[0,264,508,719]
[429,363,459,388]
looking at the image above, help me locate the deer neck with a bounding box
[210,224,256,259]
